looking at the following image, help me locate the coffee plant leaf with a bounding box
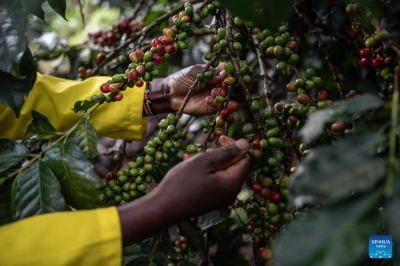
[74,117,98,160]
[159,230,180,260]
[0,49,37,117]
[0,7,29,79]
[123,243,142,256]
[300,94,383,143]
[71,100,97,114]
[212,227,245,266]
[23,110,59,142]
[221,0,293,31]
[275,193,381,266]
[47,0,67,20]
[42,141,101,209]
[197,208,231,231]
[21,0,46,21]
[181,262,197,266]
[291,133,386,203]
[177,220,206,252]
[0,139,29,173]
[0,178,15,226]
[13,160,66,220]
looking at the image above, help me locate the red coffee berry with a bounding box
[113,92,124,101]
[269,224,278,233]
[100,82,110,93]
[250,181,262,192]
[258,247,273,261]
[360,57,372,67]
[96,53,106,62]
[225,114,235,124]
[297,94,310,105]
[156,44,166,55]
[227,100,240,111]
[220,108,230,118]
[260,187,271,198]
[359,48,373,58]
[165,44,176,54]
[106,172,116,180]
[217,87,227,96]
[252,138,261,149]
[269,192,281,203]
[181,15,192,23]
[129,69,139,81]
[135,49,144,61]
[151,38,161,47]
[153,54,164,63]
[331,121,345,131]
[317,90,328,101]
[78,67,86,76]
[372,57,385,69]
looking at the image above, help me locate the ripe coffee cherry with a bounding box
[270,192,281,203]
[129,69,139,81]
[225,114,235,124]
[258,247,273,261]
[227,100,240,111]
[100,82,110,93]
[97,53,106,62]
[135,79,144,87]
[317,90,328,101]
[113,92,123,101]
[181,15,192,23]
[331,121,345,131]
[269,224,278,233]
[220,108,230,118]
[153,54,164,63]
[297,94,310,105]
[156,44,166,55]
[260,187,271,198]
[78,67,86,76]
[251,181,262,192]
[360,57,372,67]
[151,38,161,47]
[372,57,385,69]
[106,172,116,180]
[359,48,373,58]
[165,44,175,54]
[252,138,261,149]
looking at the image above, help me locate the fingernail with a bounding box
[206,97,213,105]
[235,139,248,150]
[218,70,226,76]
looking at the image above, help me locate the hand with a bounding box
[155,135,251,218]
[118,136,251,246]
[149,64,227,115]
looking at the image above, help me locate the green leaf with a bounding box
[42,141,101,209]
[13,161,66,220]
[23,110,59,142]
[275,193,382,266]
[74,117,98,159]
[21,0,46,20]
[47,0,67,20]
[213,227,245,266]
[0,7,29,79]
[197,208,231,231]
[300,94,383,143]
[0,139,29,173]
[0,178,15,226]
[220,0,293,31]
[177,220,206,252]
[0,50,37,117]
[384,177,400,264]
[291,134,386,203]
[159,231,180,260]
[71,100,97,113]
[123,243,142,256]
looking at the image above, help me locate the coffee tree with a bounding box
[1,0,399,265]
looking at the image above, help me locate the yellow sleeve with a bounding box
[0,207,122,266]
[0,73,148,140]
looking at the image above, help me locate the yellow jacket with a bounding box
[0,74,149,265]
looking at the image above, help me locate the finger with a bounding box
[200,139,249,172]
[206,148,216,152]
[205,96,214,106]
[217,155,251,184]
[219,135,235,147]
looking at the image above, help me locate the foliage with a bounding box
[0,0,400,265]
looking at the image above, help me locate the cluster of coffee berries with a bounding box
[144,113,183,164]
[246,174,294,261]
[359,46,389,69]
[168,236,195,264]
[99,169,151,205]
[257,26,299,74]
[88,17,144,47]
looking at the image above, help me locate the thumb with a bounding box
[201,139,249,172]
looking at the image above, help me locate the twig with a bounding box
[128,0,146,22]
[294,5,344,99]
[225,11,262,130]
[251,35,274,112]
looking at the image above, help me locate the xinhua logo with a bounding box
[369,235,392,259]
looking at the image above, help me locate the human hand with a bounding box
[149,64,227,115]
[118,136,250,246]
[154,135,251,220]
